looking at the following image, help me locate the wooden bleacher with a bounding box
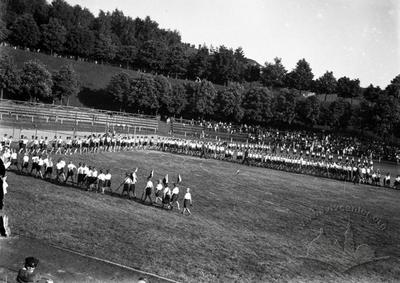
[170,119,249,142]
[0,99,159,135]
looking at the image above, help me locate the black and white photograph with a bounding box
[0,0,399,282]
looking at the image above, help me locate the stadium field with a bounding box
[4,150,400,282]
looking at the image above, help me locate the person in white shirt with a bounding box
[97,170,106,194]
[85,166,93,190]
[81,164,89,187]
[44,157,53,179]
[182,188,192,215]
[10,150,18,170]
[104,170,112,192]
[142,177,154,203]
[89,167,98,191]
[30,154,39,175]
[384,173,391,187]
[162,185,171,209]
[154,179,163,204]
[170,184,180,211]
[130,170,138,198]
[121,173,133,199]
[65,161,76,184]
[36,156,44,178]
[55,159,66,182]
[76,163,84,186]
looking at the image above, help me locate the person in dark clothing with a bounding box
[16,257,53,283]
[0,158,5,210]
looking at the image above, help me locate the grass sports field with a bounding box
[5,149,400,282]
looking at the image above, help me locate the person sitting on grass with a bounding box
[16,256,53,283]
[182,188,192,215]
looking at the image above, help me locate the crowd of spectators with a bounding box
[170,118,400,162]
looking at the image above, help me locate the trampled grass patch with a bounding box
[5,150,400,282]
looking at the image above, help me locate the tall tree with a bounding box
[49,0,75,31]
[72,5,94,28]
[52,64,79,105]
[243,64,260,82]
[106,72,132,111]
[92,32,117,63]
[261,57,287,88]
[385,74,400,99]
[210,45,240,84]
[136,40,167,74]
[191,80,216,118]
[372,94,400,137]
[363,84,382,103]
[165,44,188,78]
[65,27,95,58]
[5,0,49,26]
[336,76,360,103]
[328,98,351,130]
[216,83,244,123]
[285,58,314,93]
[131,74,159,114]
[187,45,210,80]
[169,83,188,116]
[8,14,41,49]
[0,55,20,100]
[20,60,53,102]
[242,87,273,124]
[154,75,172,115]
[274,89,297,125]
[314,71,337,101]
[296,96,320,127]
[115,45,137,69]
[40,17,67,55]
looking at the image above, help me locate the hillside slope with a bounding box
[3,46,143,90]
[2,46,197,109]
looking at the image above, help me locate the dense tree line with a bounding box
[106,70,400,139]
[1,0,259,84]
[0,55,79,104]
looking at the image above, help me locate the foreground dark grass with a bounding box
[5,150,400,282]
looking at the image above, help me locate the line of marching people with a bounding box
[0,146,193,215]
[3,132,400,189]
[116,170,193,215]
